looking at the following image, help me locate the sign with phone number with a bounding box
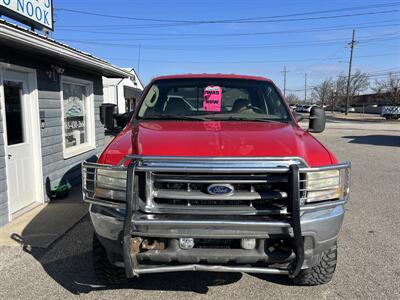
[0,0,53,31]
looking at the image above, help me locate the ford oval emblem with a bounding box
[207,184,234,196]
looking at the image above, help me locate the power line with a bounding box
[57,33,400,51]
[287,87,315,92]
[56,18,399,34]
[57,18,397,29]
[366,71,400,78]
[290,47,346,73]
[366,67,400,74]
[334,71,400,78]
[56,30,400,45]
[54,23,400,44]
[360,33,400,44]
[101,53,399,65]
[233,2,400,22]
[55,21,400,39]
[288,72,400,92]
[54,8,195,23]
[228,10,400,24]
[288,74,400,92]
[54,3,400,24]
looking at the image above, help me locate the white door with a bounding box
[2,70,38,214]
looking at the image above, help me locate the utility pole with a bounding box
[304,73,307,104]
[333,80,339,114]
[281,66,288,97]
[332,90,336,114]
[345,29,357,115]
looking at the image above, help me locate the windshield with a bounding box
[137,79,291,122]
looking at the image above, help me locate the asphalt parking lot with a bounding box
[0,119,399,300]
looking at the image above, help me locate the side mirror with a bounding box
[309,106,326,133]
[115,111,134,129]
[294,112,303,122]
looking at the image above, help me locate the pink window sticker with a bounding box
[203,86,222,112]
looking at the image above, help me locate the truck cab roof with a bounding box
[152,74,273,83]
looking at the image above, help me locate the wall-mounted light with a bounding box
[46,65,65,82]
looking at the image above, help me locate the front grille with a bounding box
[143,172,307,214]
[82,157,350,216]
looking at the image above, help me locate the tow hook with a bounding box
[131,237,166,255]
[142,239,166,250]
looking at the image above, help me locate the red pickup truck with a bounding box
[83,74,351,286]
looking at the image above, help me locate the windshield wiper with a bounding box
[142,113,208,121]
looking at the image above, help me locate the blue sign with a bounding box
[0,0,53,31]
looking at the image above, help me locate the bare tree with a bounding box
[371,72,400,105]
[311,78,334,106]
[335,70,369,106]
[286,93,300,105]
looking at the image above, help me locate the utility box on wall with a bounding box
[100,103,118,130]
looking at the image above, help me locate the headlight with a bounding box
[95,168,127,201]
[305,169,350,204]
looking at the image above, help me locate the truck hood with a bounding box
[101,121,336,167]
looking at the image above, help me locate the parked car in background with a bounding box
[296,105,316,113]
[340,107,355,113]
[83,74,351,286]
[303,105,313,113]
[380,106,400,120]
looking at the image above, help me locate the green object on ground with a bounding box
[51,182,72,199]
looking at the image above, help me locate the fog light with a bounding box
[241,238,256,250]
[179,238,194,249]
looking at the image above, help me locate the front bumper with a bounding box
[91,202,344,276]
[84,156,350,277]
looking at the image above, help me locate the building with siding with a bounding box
[0,20,130,227]
[103,68,144,114]
[351,93,391,106]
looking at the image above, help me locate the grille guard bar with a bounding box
[82,156,351,278]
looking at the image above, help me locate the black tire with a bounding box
[92,233,128,285]
[293,244,337,286]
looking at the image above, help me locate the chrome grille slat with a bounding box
[153,189,287,201]
[155,179,272,183]
[144,204,287,215]
[138,166,290,173]
[153,174,288,184]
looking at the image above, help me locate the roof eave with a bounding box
[0,22,130,78]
